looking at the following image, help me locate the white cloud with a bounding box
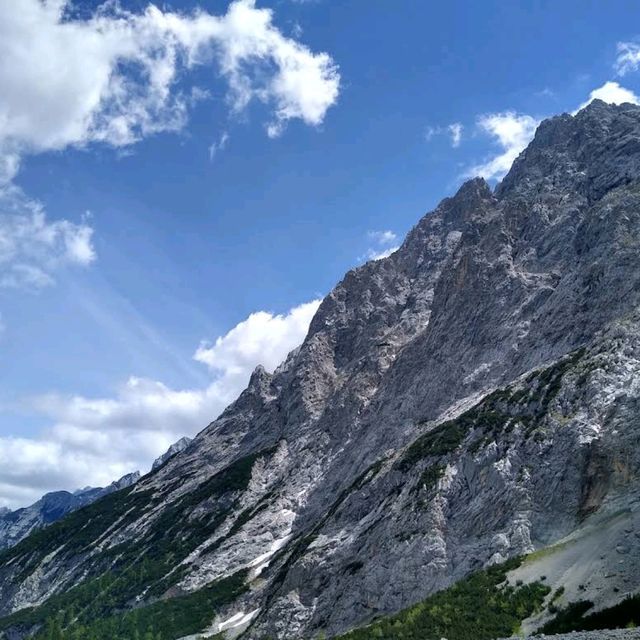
[0,0,339,291]
[615,41,640,76]
[367,230,397,245]
[575,81,640,112]
[364,246,399,261]
[194,300,320,374]
[467,112,540,181]
[448,122,463,147]
[361,229,399,261]
[0,0,340,172]
[0,299,321,509]
[0,187,95,289]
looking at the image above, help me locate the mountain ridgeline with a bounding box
[0,473,141,552]
[0,438,193,552]
[1,100,640,640]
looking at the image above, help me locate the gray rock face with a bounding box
[0,471,141,551]
[0,100,640,639]
[152,436,193,470]
[0,434,192,551]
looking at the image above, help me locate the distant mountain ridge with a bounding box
[0,436,193,551]
[0,472,140,551]
[0,100,639,640]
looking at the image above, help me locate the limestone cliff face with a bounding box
[1,100,639,640]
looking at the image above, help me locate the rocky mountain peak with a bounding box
[151,437,193,471]
[440,176,495,223]
[497,100,640,203]
[109,471,141,491]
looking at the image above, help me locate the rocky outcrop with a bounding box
[0,100,639,640]
[152,436,193,470]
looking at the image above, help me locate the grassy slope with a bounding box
[0,448,276,640]
[335,557,550,640]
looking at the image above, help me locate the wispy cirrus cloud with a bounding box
[425,122,464,148]
[208,131,230,162]
[448,123,463,147]
[615,41,640,76]
[0,187,94,290]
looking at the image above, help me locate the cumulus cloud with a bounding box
[575,81,640,112]
[467,112,540,181]
[0,299,321,509]
[0,0,339,288]
[615,41,640,76]
[0,0,340,172]
[194,300,320,374]
[360,229,399,261]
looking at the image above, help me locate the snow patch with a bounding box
[579,422,602,445]
[248,534,292,575]
[218,608,259,632]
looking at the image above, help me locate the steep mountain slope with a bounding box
[152,437,193,471]
[0,100,639,640]
[0,472,140,551]
[0,436,193,552]
[0,436,194,553]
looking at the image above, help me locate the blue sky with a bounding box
[0,0,639,508]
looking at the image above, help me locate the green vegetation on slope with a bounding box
[400,347,588,469]
[31,570,246,640]
[336,557,550,640]
[540,594,640,634]
[0,447,276,639]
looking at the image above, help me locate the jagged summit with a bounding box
[497,99,640,201]
[151,437,193,471]
[0,101,639,640]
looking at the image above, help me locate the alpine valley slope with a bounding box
[1,99,640,640]
[0,438,193,552]
[0,474,141,553]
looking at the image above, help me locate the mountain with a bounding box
[0,437,196,552]
[0,472,141,551]
[0,100,639,640]
[152,436,193,471]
